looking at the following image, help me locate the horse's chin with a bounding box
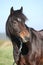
[22,37,30,43]
[22,38,29,43]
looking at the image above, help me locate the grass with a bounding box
[0,40,16,65]
[0,40,6,46]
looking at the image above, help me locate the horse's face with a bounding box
[8,7,30,42]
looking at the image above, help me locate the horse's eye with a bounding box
[17,18,21,22]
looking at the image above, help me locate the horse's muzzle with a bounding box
[19,30,30,43]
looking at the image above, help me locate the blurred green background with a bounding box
[0,40,16,65]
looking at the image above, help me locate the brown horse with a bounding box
[6,7,43,65]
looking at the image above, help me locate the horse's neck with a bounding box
[31,29,42,57]
[25,25,37,41]
[38,30,43,37]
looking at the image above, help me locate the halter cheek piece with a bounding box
[18,39,23,55]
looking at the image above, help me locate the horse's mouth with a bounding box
[21,36,30,43]
[19,30,30,43]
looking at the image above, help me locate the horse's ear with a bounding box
[20,7,23,12]
[10,7,14,15]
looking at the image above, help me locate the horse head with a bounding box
[6,7,30,43]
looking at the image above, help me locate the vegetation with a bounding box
[0,40,16,65]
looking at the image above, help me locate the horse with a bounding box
[6,7,43,65]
